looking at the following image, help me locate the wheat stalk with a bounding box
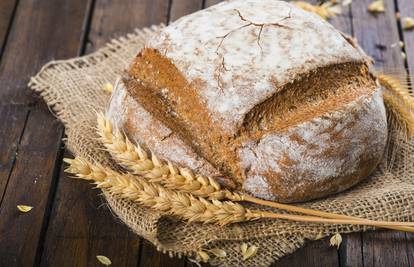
[96,114,414,232]
[377,73,414,138]
[64,156,414,230]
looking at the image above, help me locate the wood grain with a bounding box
[0,106,63,266]
[204,0,223,8]
[0,105,27,201]
[86,0,169,53]
[169,0,203,22]
[397,0,414,77]
[0,0,91,105]
[352,0,404,69]
[362,231,411,267]
[339,233,363,267]
[0,0,18,57]
[0,0,91,266]
[273,238,339,267]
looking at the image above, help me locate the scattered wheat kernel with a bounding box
[329,233,343,249]
[342,0,352,6]
[96,255,112,265]
[17,205,33,213]
[209,248,227,258]
[368,0,385,14]
[197,251,210,263]
[399,41,405,48]
[242,245,259,260]
[401,52,407,60]
[240,243,248,254]
[102,83,113,93]
[402,17,414,30]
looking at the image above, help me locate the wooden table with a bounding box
[0,0,413,266]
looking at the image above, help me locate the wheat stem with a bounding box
[97,114,414,232]
[239,195,414,232]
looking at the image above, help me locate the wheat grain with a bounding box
[368,0,385,13]
[329,233,342,249]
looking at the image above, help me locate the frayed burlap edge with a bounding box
[28,24,414,267]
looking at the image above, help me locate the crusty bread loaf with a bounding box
[106,0,388,202]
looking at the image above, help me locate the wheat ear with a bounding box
[97,114,414,232]
[377,73,414,138]
[64,157,414,230]
[65,157,250,225]
[96,113,226,200]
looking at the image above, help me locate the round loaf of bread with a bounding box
[106,0,388,202]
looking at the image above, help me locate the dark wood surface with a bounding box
[0,0,413,266]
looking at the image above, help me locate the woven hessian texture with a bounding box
[28,25,414,267]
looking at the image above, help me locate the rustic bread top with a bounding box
[146,0,368,134]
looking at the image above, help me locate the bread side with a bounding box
[240,88,387,202]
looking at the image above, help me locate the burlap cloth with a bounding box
[29,25,414,266]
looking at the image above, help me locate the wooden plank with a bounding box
[362,231,410,267]
[169,0,203,22]
[0,106,63,266]
[273,238,339,267]
[352,0,404,69]
[405,233,414,266]
[0,0,92,266]
[397,0,414,77]
[0,0,91,106]
[138,240,185,267]
[339,233,363,267]
[0,105,27,200]
[204,0,222,8]
[351,1,412,266]
[40,0,170,266]
[0,0,18,57]
[86,0,169,53]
